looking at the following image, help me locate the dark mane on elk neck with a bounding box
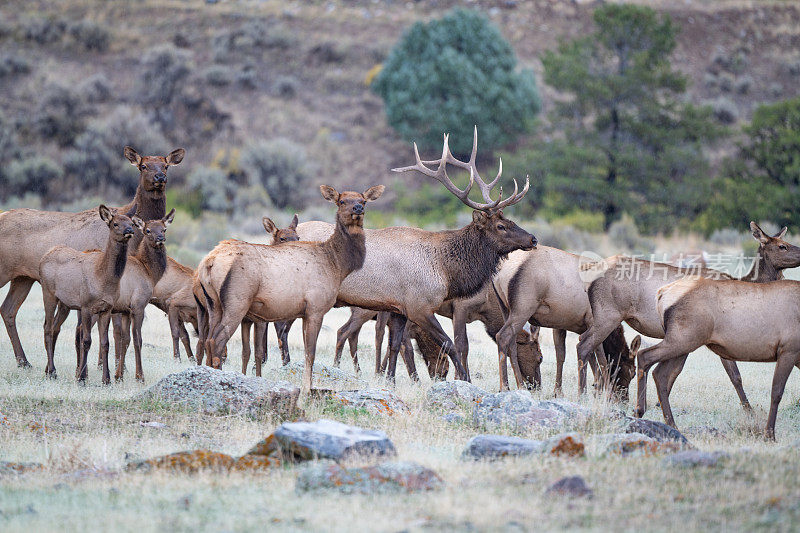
[325,216,367,279]
[136,237,167,281]
[439,222,504,300]
[121,188,165,224]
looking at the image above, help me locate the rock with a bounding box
[231,454,282,471]
[332,389,409,416]
[125,450,235,474]
[663,450,729,468]
[296,461,443,493]
[441,413,465,424]
[603,433,682,457]
[426,380,487,410]
[542,432,585,458]
[473,390,569,431]
[0,461,43,476]
[624,418,692,446]
[684,426,727,439]
[139,421,167,429]
[545,476,593,498]
[265,362,366,391]
[272,419,396,462]
[462,435,543,460]
[138,366,299,419]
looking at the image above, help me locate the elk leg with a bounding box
[720,359,752,411]
[300,313,324,395]
[385,313,408,384]
[375,311,389,374]
[452,307,470,378]
[42,290,59,379]
[131,311,145,383]
[195,294,208,366]
[766,352,798,441]
[77,310,93,384]
[240,318,252,375]
[635,336,703,420]
[253,321,267,376]
[651,358,683,427]
[1,276,35,368]
[553,328,567,397]
[168,307,183,361]
[411,313,469,382]
[576,318,621,395]
[114,315,131,381]
[207,300,249,369]
[97,310,112,386]
[347,331,361,375]
[275,320,293,365]
[402,337,419,381]
[179,321,194,361]
[496,321,523,391]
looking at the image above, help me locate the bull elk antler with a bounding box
[391,126,529,211]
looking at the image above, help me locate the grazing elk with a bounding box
[197,185,384,392]
[492,247,631,394]
[39,206,140,383]
[578,222,800,403]
[297,129,536,383]
[640,278,800,440]
[0,146,183,368]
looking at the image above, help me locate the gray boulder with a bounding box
[545,476,593,498]
[264,362,366,391]
[663,450,729,468]
[462,435,543,460]
[273,419,396,462]
[332,389,409,416]
[441,413,465,424]
[137,366,299,418]
[473,390,588,431]
[426,380,488,410]
[296,461,443,493]
[624,418,692,446]
[601,432,683,457]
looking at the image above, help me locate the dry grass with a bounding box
[2,283,800,532]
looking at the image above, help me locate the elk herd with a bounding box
[1,129,800,440]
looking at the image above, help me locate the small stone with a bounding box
[125,450,235,474]
[603,433,682,457]
[425,380,487,410]
[462,435,543,460]
[332,389,409,416]
[441,413,465,424]
[545,476,593,498]
[296,461,443,493]
[139,421,167,429]
[663,450,729,468]
[542,432,585,458]
[624,418,692,447]
[273,419,396,462]
[473,390,566,431]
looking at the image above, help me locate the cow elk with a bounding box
[196,185,383,393]
[296,128,536,383]
[0,146,183,368]
[38,206,139,383]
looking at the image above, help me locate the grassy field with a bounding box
[2,283,800,532]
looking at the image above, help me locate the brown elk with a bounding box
[149,258,198,361]
[296,129,536,383]
[578,222,800,401]
[492,247,631,393]
[196,185,384,392]
[0,146,184,368]
[639,278,800,440]
[38,206,140,383]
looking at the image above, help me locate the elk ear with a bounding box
[363,185,385,202]
[131,216,145,231]
[320,185,340,203]
[630,335,641,356]
[751,221,770,244]
[528,325,540,344]
[125,204,138,218]
[775,226,788,239]
[289,213,299,230]
[163,208,176,227]
[472,210,489,226]
[166,148,185,166]
[124,146,141,166]
[262,217,278,236]
[99,204,113,223]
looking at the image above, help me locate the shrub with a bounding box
[711,97,739,124]
[203,65,234,86]
[33,84,88,146]
[138,45,192,128]
[8,156,62,196]
[769,83,783,97]
[240,138,318,209]
[608,214,654,254]
[184,166,236,212]
[0,54,31,78]
[68,21,110,52]
[236,64,257,89]
[307,42,345,65]
[734,75,753,95]
[80,73,112,103]
[782,56,800,77]
[373,8,540,155]
[21,17,66,45]
[717,72,734,92]
[273,75,298,98]
[702,72,718,89]
[211,20,295,62]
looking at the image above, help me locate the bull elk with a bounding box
[38,206,139,383]
[578,222,800,402]
[0,146,184,368]
[196,185,384,393]
[296,128,536,383]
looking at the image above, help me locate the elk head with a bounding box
[751,222,800,270]
[320,184,385,229]
[263,214,300,244]
[517,324,543,390]
[140,208,176,249]
[99,204,139,243]
[124,146,185,197]
[392,127,536,255]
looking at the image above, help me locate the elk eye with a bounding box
[145,230,150,234]
[497,224,506,231]
[280,238,286,242]
[780,244,787,250]
[113,223,118,227]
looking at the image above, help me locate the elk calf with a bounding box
[197,185,383,393]
[39,206,139,383]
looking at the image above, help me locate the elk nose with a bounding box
[530,236,538,249]
[352,204,364,215]
[123,228,134,236]
[154,173,166,183]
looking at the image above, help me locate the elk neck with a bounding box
[324,217,367,281]
[740,248,782,283]
[120,185,167,224]
[439,223,503,300]
[97,235,131,283]
[135,239,168,284]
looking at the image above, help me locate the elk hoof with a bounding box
[212,357,222,369]
[17,359,32,369]
[136,376,145,384]
[115,375,124,383]
[45,369,57,380]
